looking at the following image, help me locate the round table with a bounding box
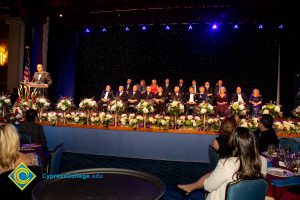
[32,168,165,200]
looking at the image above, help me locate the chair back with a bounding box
[49,143,64,174]
[208,145,218,171]
[225,179,268,200]
[279,138,300,153]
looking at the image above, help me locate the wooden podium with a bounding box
[21,82,48,97]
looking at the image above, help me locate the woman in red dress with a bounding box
[151,79,158,94]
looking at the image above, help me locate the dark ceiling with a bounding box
[0,0,295,26]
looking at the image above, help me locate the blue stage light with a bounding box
[85,28,90,33]
[142,25,147,31]
[234,24,239,29]
[165,25,170,30]
[258,24,263,29]
[102,28,107,32]
[212,24,218,30]
[125,27,130,31]
[278,24,284,29]
[188,25,193,30]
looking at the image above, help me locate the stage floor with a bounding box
[43,123,300,163]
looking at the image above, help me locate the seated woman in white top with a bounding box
[204,127,267,200]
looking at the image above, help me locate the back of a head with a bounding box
[220,117,238,140]
[260,114,274,129]
[0,124,20,169]
[25,109,37,122]
[229,127,262,179]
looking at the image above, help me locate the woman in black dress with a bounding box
[153,87,166,114]
[249,88,263,117]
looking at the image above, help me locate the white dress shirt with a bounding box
[189,94,194,102]
[237,94,244,104]
[38,73,42,81]
[104,92,109,99]
[204,156,267,200]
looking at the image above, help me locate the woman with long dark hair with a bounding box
[204,127,267,199]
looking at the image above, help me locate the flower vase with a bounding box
[2,106,6,118]
[203,115,206,129]
[173,115,178,129]
[63,111,66,124]
[39,109,43,122]
[114,114,118,127]
[86,110,91,124]
[143,115,147,128]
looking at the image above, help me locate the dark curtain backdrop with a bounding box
[76,25,279,103]
[47,20,78,103]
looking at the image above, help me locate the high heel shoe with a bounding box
[176,185,191,198]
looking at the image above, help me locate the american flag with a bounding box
[23,46,30,82]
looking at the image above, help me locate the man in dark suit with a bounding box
[231,86,248,104]
[98,85,114,110]
[31,64,52,97]
[127,85,141,112]
[125,79,133,93]
[185,87,198,114]
[115,86,128,102]
[142,86,155,100]
[191,80,198,94]
[162,78,172,101]
[169,86,184,102]
[214,80,224,95]
[204,81,214,105]
[178,79,186,94]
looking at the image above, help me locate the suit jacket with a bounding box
[32,71,52,86]
[115,91,128,102]
[142,92,155,100]
[125,84,132,92]
[191,85,198,93]
[185,93,198,103]
[214,85,223,95]
[162,84,173,96]
[128,91,141,101]
[100,90,114,100]
[178,84,186,94]
[231,93,248,103]
[169,92,184,102]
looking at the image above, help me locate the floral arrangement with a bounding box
[9,106,25,122]
[148,115,171,128]
[240,117,259,131]
[66,111,86,124]
[108,100,126,114]
[176,115,202,129]
[35,97,51,111]
[292,106,300,118]
[90,113,101,125]
[167,101,185,116]
[121,114,144,128]
[13,97,36,112]
[57,97,73,112]
[207,118,222,131]
[136,100,154,115]
[262,102,281,118]
[79,98,98,112]
[274,121,300,134]
[196,102,214,115]
[41,112,63,125]
[0,94,11,107]
[99,112,113,126]
[229,102,248,116]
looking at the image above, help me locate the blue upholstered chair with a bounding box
[48,143,64,174]
[279,138,300,153]
[225,179,268,200]
[208,145,218,171]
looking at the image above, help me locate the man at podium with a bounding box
[31,64,52,97]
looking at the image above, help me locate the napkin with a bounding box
[272,177,300,187]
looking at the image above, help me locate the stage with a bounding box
[43,124,300,163]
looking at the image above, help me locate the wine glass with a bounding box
[292,154,300,174]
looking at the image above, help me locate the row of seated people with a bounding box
[98,83,263,116]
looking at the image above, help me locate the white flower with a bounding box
[262,105,266,109]
[164,116,171,120]
[194,116,200,121]
[240,110,247,116]
[121,114,127,118]
[160,119,166,126]
[136,115,143,120]
[142,107,149,114]
[129,113,135,118]
[0,96,5,100]
[187,115,193,120]
[275,106,280,113]
[142,102,148,107]
[180,116,186,120]
[238,104,245,110]
[74,117,80,122]
[179,104,184,111]
[200,108,207,114]
[4,99,10,104]
[263,110,269,114]
[207,118,214,124]
[232,102,239,110]
[148,117,155,123]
